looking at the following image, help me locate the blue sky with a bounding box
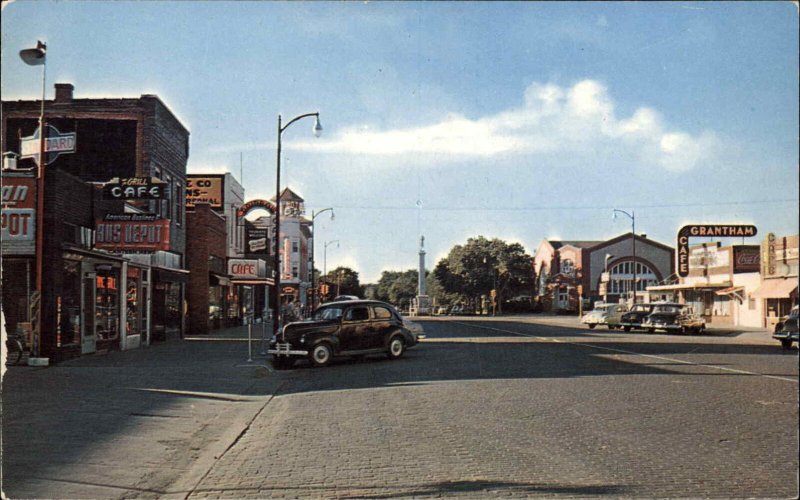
[3,1,798,282]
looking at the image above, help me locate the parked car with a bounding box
[448,304,474,315]
[433,305,449,316]
[642,303,705,334]
[604,303,629,329]
[773,305,799,350]
[581,303,625,329]
[620,303,656,332]
[502,295,535,313]
[332,295,359,302]
[268,300,419,369]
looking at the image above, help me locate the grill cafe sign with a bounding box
[103,177,166,200]
[95,214,170,252]
[677,224,757,277]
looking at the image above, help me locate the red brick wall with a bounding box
[185,203,226,334]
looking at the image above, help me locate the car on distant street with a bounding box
[581,303,626,329]
[604,303,629,329]
[448,304,474,316]
[268,300,419,369]
[620,303,656,332]
[773,305,798,350]
[332,295,359,302]
[642,303,705,334]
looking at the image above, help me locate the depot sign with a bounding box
[677,224,757,277]
[95,214,170,252]
[1,177,36,255]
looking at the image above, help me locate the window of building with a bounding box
[292,264,299,279]
[608,260,659,294]
[561,259,575,276]
[292,240,299,253]
[174,181,183,226]
[163,174,173,220]
[748,295,756,310]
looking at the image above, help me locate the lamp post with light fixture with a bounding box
[19,41,47,360]
[612,209,636,304]
[310,207,334,309]
[273,112,322,336]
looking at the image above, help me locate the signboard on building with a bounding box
[677,224,757,277]
[95,214,170,252]
[102,177,166,200]
[1,176,36,255]
[228,259,266,279]
[246,227,269,255]
[19,124,77,166]
[186,175,224,210]
[733,246,761,274]
[237,198,276,218]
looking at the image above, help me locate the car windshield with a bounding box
[653,305,681,314]
[312,306,344,321]
[632,304,651,312]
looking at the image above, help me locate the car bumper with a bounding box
[643,323,680,330]
[268,342,309,357]
[773,332,799,341]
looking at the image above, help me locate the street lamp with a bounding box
[273,112,322,336]
[310,207,334,309]
[612,209,636,304]
[604,253,614,304]
[19,41,47,360]
[323,239,340,283]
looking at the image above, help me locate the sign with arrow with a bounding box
[19,124,76,167]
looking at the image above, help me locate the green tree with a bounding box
[434,236,533,312]
[323,266,362,297]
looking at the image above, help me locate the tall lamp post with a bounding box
[19,41,47,359]
[273,112,322,336]
[604,253,614,304]
[323,239,340,293]
[612,209,636,304]
[310,207,334,309]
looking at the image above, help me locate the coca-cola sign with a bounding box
[733,246,760,274]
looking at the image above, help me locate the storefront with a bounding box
[758,233,799,329]
[152,267,188,341]
[123,263,150,349]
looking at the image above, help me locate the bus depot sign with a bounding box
[95,214,170,252]
[103,177,166,200]
[677,224,757,277]
[1,176,36,255]
[20,124,76,167]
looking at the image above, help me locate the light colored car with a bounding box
[581,303,626,329]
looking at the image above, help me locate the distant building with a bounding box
[533,233,674,312]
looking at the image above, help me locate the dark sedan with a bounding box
[620,303,655,332]
[268,300,420,369]
[773,305,798,350]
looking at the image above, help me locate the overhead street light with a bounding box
[323,239,340,288]
[273,112,322,336]
[19,40,47,360]
[613,209,636,304]
[310,207,334,309]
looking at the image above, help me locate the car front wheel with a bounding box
[310,343,333,367]
[587,324,596,329]
[781,339,793,350]
[387,336,405,359]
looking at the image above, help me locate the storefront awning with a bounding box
[715,286,744,296]
[231,278,274,286]
[647,282,731,292]
[210,273,231,286]
[751,279,798,299]
[153,267,190,284]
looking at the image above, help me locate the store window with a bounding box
[126,267,141,337]
[96,271,120,340]
[59,259,82,347]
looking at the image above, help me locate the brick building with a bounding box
[185,203,228,335]
[2,83,190,360]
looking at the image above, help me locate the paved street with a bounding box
[2,316,798,499]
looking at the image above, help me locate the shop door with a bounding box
[82,273,97,354]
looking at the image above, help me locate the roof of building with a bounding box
[270,187,305,203]
[551,240,603,250]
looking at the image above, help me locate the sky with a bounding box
[2,1,798,283]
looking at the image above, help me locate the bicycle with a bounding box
[5,330,29,366]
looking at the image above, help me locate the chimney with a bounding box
[54,83,74,103]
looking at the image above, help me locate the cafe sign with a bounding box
[95,214,170,252]
[228,259,266,279]
[103,177,166,200]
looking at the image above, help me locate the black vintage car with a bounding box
[642,303,706,334]
[268,300,420,369]
[773,305,799,350]
[620,303,655,332]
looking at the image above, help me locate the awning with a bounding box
[751,279,798,299]
[231,278,274,286]
[715,286,744,296]
[210,273,231,287]
[153,267,190,284]
[647,282,731,292]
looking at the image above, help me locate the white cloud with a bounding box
[291,79,720,172]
